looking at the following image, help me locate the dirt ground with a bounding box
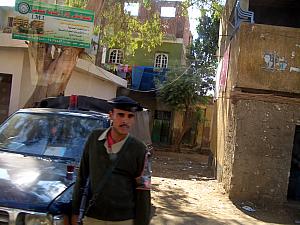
[150,150,300,225]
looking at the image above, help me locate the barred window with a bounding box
[7,17,14,27]
[109,49,123,64]
[154,53,168,68]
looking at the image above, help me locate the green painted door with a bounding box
[151,110,171,144]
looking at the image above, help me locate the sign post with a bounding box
[12,0,94,48]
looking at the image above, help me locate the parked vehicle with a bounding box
[0,96,110,225]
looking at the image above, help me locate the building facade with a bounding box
[102,1,189,146]
[212,0,300,204]
[102,1,212,149]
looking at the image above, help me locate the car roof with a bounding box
[17,108,109,119]
[39,95,112,114]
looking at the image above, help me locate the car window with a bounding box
[0,112,106,162]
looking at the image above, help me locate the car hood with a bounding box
[0,151,76,212]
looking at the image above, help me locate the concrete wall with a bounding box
[69,58,127,100]
[0,8,6,29]
[66,70,118,100]
[0,46,27,114]
[0,34,38,112]
[213,95,233,182]
[214,13,300,204]
[235,23,300,94]
[19,48,38,108]
[228,99,300,203]
[0,7,14,30]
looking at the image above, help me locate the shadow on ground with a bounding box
[232,200,300,224]
[150,206,245,225]
[151,150,300,224]
[150,186,244,225]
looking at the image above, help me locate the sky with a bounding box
[0,0,200,37]
[0,0,14,6]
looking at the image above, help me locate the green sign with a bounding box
[12,0,94,48]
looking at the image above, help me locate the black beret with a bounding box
[107,96,143,112]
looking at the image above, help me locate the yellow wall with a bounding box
[195,104,214,147]
[171,102,214,148]
[211,26,240,181]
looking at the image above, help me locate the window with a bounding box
[154,53,168,68]
[124,3,139,16]
[109,49,123,64]
[160,7,176,18]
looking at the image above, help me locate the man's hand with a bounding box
[71,215,79,225]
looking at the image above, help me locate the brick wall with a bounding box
[138,1,189,39]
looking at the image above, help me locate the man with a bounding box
[72,96,151,225]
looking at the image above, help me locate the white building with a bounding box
[0,33,127,123]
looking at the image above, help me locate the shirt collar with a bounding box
[98,127,130,142]
[98,127,130,154]
[98,127,111,141]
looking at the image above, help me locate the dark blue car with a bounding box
[0,107,109,225]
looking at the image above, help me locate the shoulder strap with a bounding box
[86,136,132,211]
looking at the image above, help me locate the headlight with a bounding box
[25,214,65,225]
[25,214,51,225]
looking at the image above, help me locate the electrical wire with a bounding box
[85,56,195,93]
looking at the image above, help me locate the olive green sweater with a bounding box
[72,129,151,225]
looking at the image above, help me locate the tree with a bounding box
[158,1,222,151]
[24,0,163,107]
[95,1,163,64]
[192,4,222,94]
[158,70,207,151]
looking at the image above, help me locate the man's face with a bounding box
[109,108,135,135]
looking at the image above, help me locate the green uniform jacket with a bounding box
[72,129,151,225]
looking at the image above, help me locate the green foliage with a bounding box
[64,0,163,58]
[97,1,163,59]
[158,70,205,111]
[158,0,222,111]
[65,0,88,8]
[189,0,222,95]
[142,0,152,9]
[182,0,223,14]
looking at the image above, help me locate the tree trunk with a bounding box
[24,43,83,107]
[24,0,105,107]
[173,108,193,152]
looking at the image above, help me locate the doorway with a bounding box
[151,110,171,144]
[0,73,12,123]
[287,125,300,201]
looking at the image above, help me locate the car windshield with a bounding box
[0,112,106,162]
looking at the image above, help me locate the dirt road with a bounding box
[150,151,300,225]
